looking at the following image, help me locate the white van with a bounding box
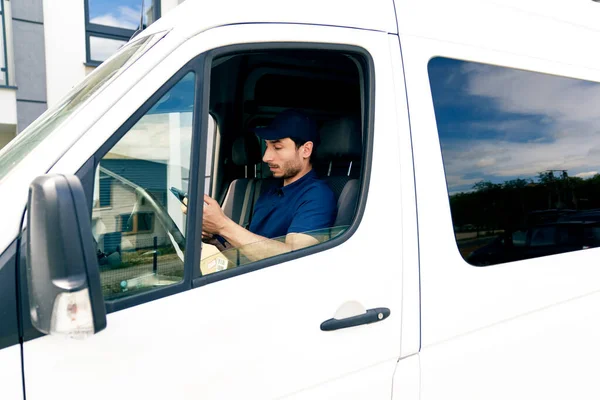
[2,0,600,398]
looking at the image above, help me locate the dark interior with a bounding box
[207,49,366,227]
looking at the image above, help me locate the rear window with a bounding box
[429,57,600,266]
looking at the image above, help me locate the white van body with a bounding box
[1,0,600,399]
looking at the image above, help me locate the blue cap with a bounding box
[254,110,320,147]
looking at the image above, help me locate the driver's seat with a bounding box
[221,135,263,228]
[315,116,362,227]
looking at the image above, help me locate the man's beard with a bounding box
[272,157,303,180]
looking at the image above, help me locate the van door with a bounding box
[20,24,407,399]
[397,0,600,398]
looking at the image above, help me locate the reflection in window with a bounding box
[92,72,195,300]
[90,36,127,63]
[530,226,556,247]
[88,0,156,29]
[429,57,600,266]
[512,230,527,247]
[119,212,154,234]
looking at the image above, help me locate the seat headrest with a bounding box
[316,117,362,160]
[232,136,262,166]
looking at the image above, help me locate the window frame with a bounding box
[77,55,208,314]
[428,55,600,268]
[191,43,375,288]
[84,0,161,66]
[73,42,374,313]
[0,0,9,86]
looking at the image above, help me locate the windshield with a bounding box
[0,32,166,183]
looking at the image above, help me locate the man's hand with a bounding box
[181,197,188,214]
[179,195,318,262]
[181,195,229,238]
[201,194,229,235]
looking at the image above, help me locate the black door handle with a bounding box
[320,307,391,332]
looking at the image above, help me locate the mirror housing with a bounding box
[26,174,106,338]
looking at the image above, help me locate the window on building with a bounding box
[0,0,8,86]
[429,57,600,267]
[98,170,112,207]
[119,212,154,234]
[85,0,161,65]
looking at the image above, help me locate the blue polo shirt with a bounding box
[249,170,337,239]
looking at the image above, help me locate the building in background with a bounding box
[0,0,184,150]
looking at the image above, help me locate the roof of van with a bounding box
[140,0,600,55]
[140,0,398,39]
[395,0,600,38]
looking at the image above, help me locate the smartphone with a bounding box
[169,187,187,205]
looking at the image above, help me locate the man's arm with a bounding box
[203,195,318,261]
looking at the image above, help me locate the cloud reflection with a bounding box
[429,57,600,194]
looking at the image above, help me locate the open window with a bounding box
[82,45,372,307]
[198,47,370,277]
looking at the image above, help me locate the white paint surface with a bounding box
[419,291,600,399]
[160,0,181,15]
[0,345,23,400]
[42,0,88,108]
[0,87,17,125]
[141,0,398,40]
[392,355,420,400]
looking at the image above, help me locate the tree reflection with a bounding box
[451,170,600,265]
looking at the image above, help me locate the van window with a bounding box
[91,72,195,300]
[196,49,368,277]
[429,57,600,266]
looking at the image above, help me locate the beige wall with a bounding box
[0,127,16,149]
[43,0,184,109]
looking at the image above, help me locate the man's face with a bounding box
[263,138,306,180]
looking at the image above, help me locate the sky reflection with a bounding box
[428,58,600,194]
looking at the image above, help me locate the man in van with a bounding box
[185,109,337,261]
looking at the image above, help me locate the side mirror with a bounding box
[26,174,106,338]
